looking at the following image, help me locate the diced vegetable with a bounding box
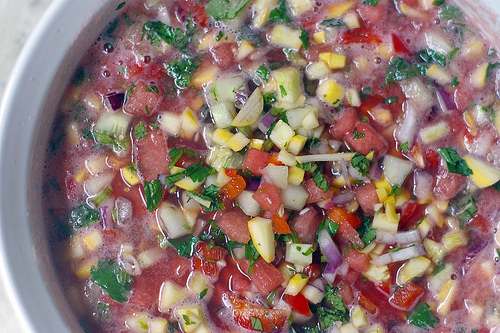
[248,217,275,263]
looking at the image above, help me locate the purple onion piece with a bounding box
[258,112,277,133]
[318,229,343,269]
[331,191,355,206]
[369,160,383,181]
[435,83,455,112]
[235,92,248,108]
[107,92,125,110]
[245,177,261,192]
[100,206,108,230]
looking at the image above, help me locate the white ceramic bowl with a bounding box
[1,0,499,332]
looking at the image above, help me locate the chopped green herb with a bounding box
[142,19,196,54]
[382,95,399,104]
[311,167,331,192]
[256,66,270,83]
[199,288,208,299]
[116,2,126,10]
[134,121,148,139]
[205,0,249,21]
[168,147,200,170]
[70,205,100,228]
[351,152,371,177]
[419,49,447,67]
[215,30,224,41]
[90,130,129,151]
[433,0,444,5]
[91,187,113,208]
[318,217,340,237]
[388,245,402,253]
[251,317,263,331]
[145,84,159,94]
[353,127,365,139]
[245,240,260,275]
[187,185,224,212]
[269,0,291,23]
[451,76,460,87]
[168,234,199,257]
[90,259,134,303]
[451,195,477,226]
[399,141,409,153]
[362,0,379,6]
[389,185,403,196]
[487,62,500,78]
[183,314,196,326]
[432,261,446,275]
[144,180,162,211]
[386,57,418,84]
[165,56,201,88]
[439,5,463,20]
[279,85,287,97]
[299,27,309,50]
[406,303,440,331]
[320,18,345,27]
[263,92,277,106]
[357,215,376,248]
[123,13,134,26]
[437,147,473,176]
[96,302,111,319]
[448,47,460,59]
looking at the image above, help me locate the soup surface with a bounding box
[45,0,500,332]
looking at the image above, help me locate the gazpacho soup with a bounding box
[44,0,500,332]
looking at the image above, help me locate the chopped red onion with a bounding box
[339,159,351,190]
[396,101,421,148]
[413,169,433,203]
[235,92,248,108]
[245,177,261,192]
[322,262,337,284]
[309,278,325,293]
[331,191,355,206]
[375,229,421,245]
[318,229,343,269]
[100,206,108,230]
[435,83,455,112]
[369,160,383,181]
[107,92,125,111]
[371,244,427,266]
[258,112,277,133]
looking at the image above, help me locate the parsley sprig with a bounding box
[142,19,196,54]
[90,259,134,303]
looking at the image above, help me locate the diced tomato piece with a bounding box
[134,127,169,182]
[356,3,384,24]
[433,165,466,200]
[225,169,238,177]
[424,149,440,172]
[344,249,370,273]
[343,122,389,158]
[215,207,251,243]
[174,155,198,168]
[283,293,313,317]
[192,256,220,277]
[388,282,424,311]
[304,178,334,204]
[356,182,379,216]
[376,278,392,297]
[397,200,425,230]
[328,108,359,140]
[195,241,227,261]
[222,175,246,200]
[468,214,489,234]
[289,207,322,243]
[272,214,291,235]
[303,263,322,281]
[239,258,285,296]
[358,292,378,314]
[176,0,209,28]
[244,148,271,176]
[338,28,382,45]
[124,81,162,116]
[391,34,412,56]
[359,94,384,116]
[266,153,283,166]
[336,282,355,305]
[252,182,283,213]
[226,293,288,332]
[328,207,364,248]
[210,43,238,68]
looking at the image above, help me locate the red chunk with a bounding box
[338,28,383,44]
[344,249,370,273]
[252,182,283,213]
[356,182,379,216]
[328,108,358,140]
[289,207,322,243]
[433,165,466,200]
[210,43,238,68]
[388,282,424,311]
[124,81,162,116]
[215,207,251,244]
[283,293,313,317]
[239,257,285,296]
[391,33,412,56]
[176,0,209,28]
[192,256,220,277]
[244,148,271,176]
[356,3,384,23]
[304,178,334,203]
[134,127,169,182]
[343,122,389,158]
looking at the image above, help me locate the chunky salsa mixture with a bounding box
[45,0,500,332]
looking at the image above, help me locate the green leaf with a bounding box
[357,215,376,248]
[382,95,399,104]
[296,162,317,172]
[91,130,129,151]
[386,57,418,84]
[319,285,349,327]
[187,185,224,212]
[145,84,159,94]
[262,92,277,106]
[134,121,148,139]
[91,187,113,208]
[205,0,250,20]
[168,147,200,170]
[451,194,477,226]
[199,288,208,299]
[269,0,291,23]
[437,147,473,176]
[320,18,345,27]
[168,234,199,257]
[299,27,309,50]
[311,167,331,192]
[90,259,134,303]
[439,5,463,20]
[419,49,447,67]
[70,205,100,228]
[256,66,270,83]
[245,240,260,275]
[433,0,445,5]
[186,161,217,183]
[399,141,409,153]
[165,56,201,89]
[142,20,196,54]
[407,303,440,330]
[116,2,126,10]
[362,0,379,6]
[351,152,371,177]
[353,127,366,139]
[251,317,263,331]
[317,217,340,237]
[144,180,162,211]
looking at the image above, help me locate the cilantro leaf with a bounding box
[299,27,309,50]
[419,49,447,67]
[263,92,277,106]
[187,185,224,212]
[269,0,291,23]
[450,194,477,226]
[186,161,217,183]
[351,152,371,177]
[407,303,440,330]
[134,121,148,139]
[90,259,134,303]
[144,180,162,211]
[142,19,196,54]
[317,217,340,237]
[382,95,399,104]
[205,0,249,21]
[70,205,100,228]
[320,18,345,27]
[168,147,200,170]
[256,66,270,83]
[356,215,376,248]
[245,240,260,275]
[439,5,463,20]
[362,0,379,6]
[437,147,473,176]
[399,141,409,153]
[168,234,199,257]
[311,168,331,192]
[165,56,201,89]
[318,284,349,327]
[386,57,418,84]
[90,130,129,151]
[297,162,317,172]
[433,0,445,5]
[353,127,365,139]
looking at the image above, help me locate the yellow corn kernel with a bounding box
[313,30,326,44]
[249,138,264,150]
[384,195,396,206]
[375,176,392,193]
[327,1,356,18]
[437,280,458,315]
[122,165,140,186]
[395,189,411,207]
[82,230,103,251]
[385,202,399,224]
[319,52,347,69]
[369,107,393,125]
[288,166,305,186]
[287,135,308,155]
[363,264,390,283]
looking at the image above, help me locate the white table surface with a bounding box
[0,1,54,332]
